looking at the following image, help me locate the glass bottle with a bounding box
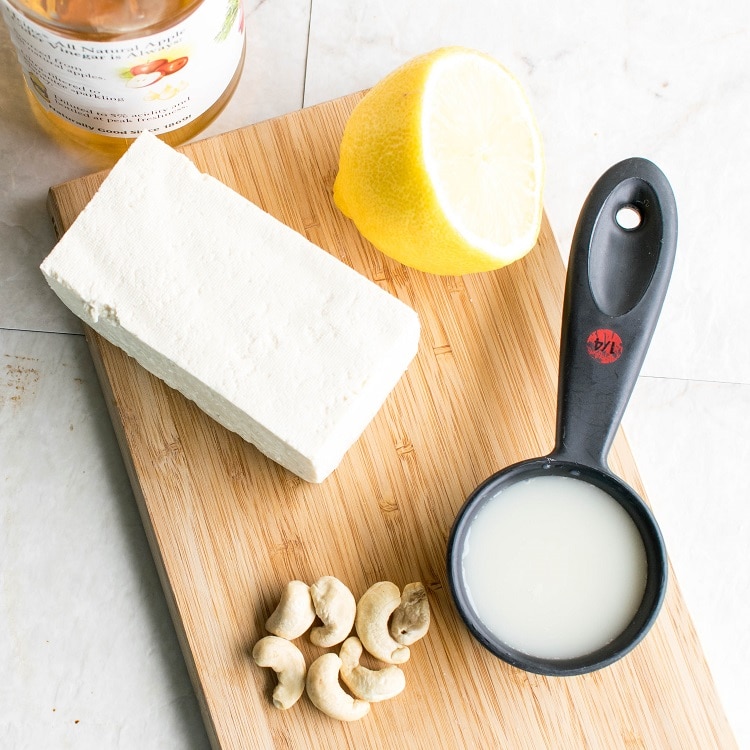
[0,0,246,156]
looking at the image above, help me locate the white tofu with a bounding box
[41,131,420,483]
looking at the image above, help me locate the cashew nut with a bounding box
[252,636,306,710]
[309,576,356,648]
[305,652,371,721]
[355,581,410,664]
[265,580,316,640]
[339,636,406,702]
[389,582,430,645]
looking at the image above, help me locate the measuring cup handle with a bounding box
[552,158,677,469]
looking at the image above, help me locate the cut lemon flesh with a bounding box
[422,53,544,257]
[333,46,545,276]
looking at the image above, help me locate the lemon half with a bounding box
[333,47,545,276]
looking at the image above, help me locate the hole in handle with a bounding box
[589,179,662,317]
[615,204,642,230]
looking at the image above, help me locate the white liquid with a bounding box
[462,474,647,660]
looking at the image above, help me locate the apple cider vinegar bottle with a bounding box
[0,0,246,155]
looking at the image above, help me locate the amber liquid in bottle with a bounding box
[2,0,246,157]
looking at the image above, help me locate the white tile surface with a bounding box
[1,0,748,747]
[625,378,750,746]
[0,329,210,749]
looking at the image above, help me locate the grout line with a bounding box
[300,0,313,107]
[0,326,83,337]
[638,374,750,388]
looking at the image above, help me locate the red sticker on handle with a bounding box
[586,328,623,364]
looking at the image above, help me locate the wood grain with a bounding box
[48,93,736,749]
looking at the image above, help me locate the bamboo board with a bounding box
[48,93,736,749]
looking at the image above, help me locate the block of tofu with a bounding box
[41,131,420,483]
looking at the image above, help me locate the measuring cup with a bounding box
[447,157,677,676]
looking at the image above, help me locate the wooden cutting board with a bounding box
[47,93,736,749]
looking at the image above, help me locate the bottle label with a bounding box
[1,0,245,137]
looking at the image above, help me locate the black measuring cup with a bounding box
[448,157,677,676]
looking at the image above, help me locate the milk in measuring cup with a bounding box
[461,474,648,660]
